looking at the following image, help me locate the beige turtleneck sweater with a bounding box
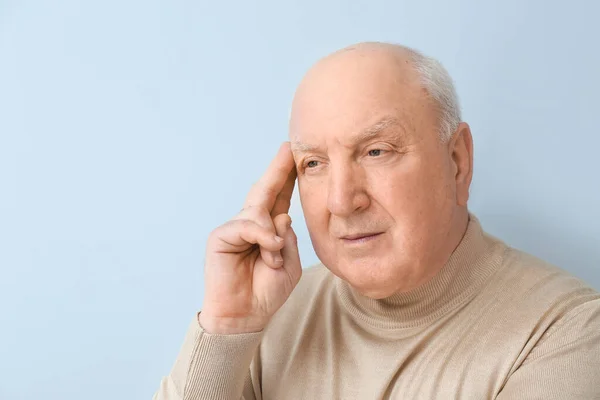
[153,216,600,399]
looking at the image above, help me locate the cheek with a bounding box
[372,157,450,242]
[390,156,449,204]
[372,158,432,213]
[298,179,328,230]
[298,179,335,264]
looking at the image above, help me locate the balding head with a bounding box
[290,42,461,145]
[289,42,473,299]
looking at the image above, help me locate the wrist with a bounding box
[198,312,268,334]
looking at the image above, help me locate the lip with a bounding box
[340,232,383,241]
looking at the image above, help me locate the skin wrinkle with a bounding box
[288,42,473,299]
[291,115,412,156]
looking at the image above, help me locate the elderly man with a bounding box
[154,42,600,399]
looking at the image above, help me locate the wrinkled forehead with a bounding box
[288,46,433,143]
[289,66,427,148]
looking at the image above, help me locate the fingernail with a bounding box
[274,236,284,243]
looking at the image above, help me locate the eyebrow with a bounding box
[291,116,406,153]
[354,116,403,144]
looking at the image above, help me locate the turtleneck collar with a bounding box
[335,214,506,331]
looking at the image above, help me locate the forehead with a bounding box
[290,113,414,154]
[289,51,430,147]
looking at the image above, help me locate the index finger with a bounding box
[271,165,297,217]
[244,142,296,212]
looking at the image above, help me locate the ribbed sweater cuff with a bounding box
[170,313,263,400]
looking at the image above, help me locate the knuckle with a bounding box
[242,205,260,218]
[209,222,227,237]
[207,225,225,245]
[238,218,255,231]
[242,205,272,225]
[234,206,254,221]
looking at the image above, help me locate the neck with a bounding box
[388,207,471,296]
[335,212,505,332]
[425,206,470,288]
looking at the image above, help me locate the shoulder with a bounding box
[498,245,598,306]
[485,242,600,341]
[493,248,600,395]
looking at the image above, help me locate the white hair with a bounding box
[406,47,462,141]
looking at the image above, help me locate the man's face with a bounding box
[289,49,462,299]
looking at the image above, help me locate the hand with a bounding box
[199,142,302,334]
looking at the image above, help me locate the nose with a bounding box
[327,163,370,217]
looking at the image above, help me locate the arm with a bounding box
[152,314,262,400]
[496,299,600,399]
[154,143,301,399]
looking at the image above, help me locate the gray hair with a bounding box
[407,47,462,141]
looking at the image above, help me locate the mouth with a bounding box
[340,232,384,243]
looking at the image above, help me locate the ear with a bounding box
[447,122,474,206]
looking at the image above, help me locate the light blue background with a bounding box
[1,0,599,398]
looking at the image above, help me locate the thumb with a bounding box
[273,214,302,284]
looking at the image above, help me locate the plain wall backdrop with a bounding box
[1,0,599,398]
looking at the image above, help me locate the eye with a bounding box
[306,160,319,168]
[367,149,384,157]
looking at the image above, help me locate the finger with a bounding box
[233,205,276,230]
[210,219,285,256]
[233,206,283,268]
[273,214,302,284]
[244,142,295,213]
[271,166,297,217]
